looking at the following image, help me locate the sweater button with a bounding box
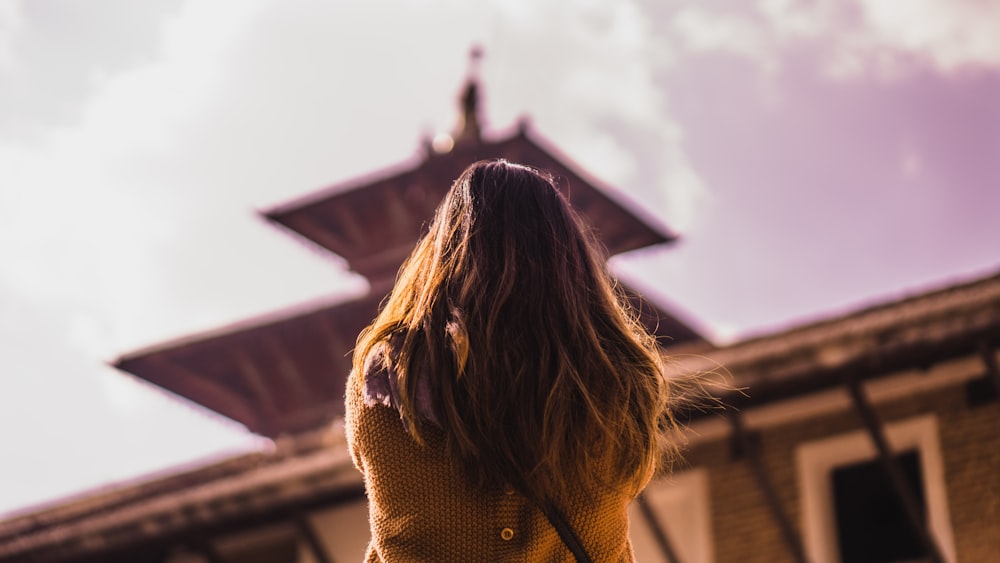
[503,484,516,495]
[500,527,515,541]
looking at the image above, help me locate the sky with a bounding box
[1,0,998,517]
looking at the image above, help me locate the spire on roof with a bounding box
[454,46,484,145]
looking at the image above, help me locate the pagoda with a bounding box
[115,56,704,439]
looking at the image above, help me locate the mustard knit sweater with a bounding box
[345,370,638,562]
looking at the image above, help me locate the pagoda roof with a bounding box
[263,123,677,286]
[115,73,704,439]
[115,294,382,438]
[114,284,704,438]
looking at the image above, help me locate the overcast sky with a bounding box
[2,0,998,516]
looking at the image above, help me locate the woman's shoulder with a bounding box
[358,340,396,409]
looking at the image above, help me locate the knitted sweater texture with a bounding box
[345,369,637,562]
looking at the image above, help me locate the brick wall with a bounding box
[681,372,1000,562]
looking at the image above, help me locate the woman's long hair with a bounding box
[353,160,675,503]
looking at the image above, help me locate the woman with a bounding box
[346,160,676,562]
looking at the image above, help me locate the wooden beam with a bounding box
[634,493,682,563]
[348,244,417,281]
[728,413,809,563]
[264,334,313,404]
[318,314,351,377]
[329,202,369,250]
[295,214,354,257]
[293,513,334,563]
[385,184,417,236]
[233,350,282,418]
[196,541,226,563]
[979,339,1000,398]
[845,378,946,563]
[148,355,262,432]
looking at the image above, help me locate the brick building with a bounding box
[641,269,1000,562]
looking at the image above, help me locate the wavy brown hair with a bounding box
[353,160,675,503]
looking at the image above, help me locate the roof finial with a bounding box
[455,46,484,145]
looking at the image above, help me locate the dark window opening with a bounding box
[831,449,929,563]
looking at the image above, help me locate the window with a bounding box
[832,449,926,562]
[630,469,714,563]
[310,500,370,562]
[796,414,955,563]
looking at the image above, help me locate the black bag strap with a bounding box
[539,501,594,563]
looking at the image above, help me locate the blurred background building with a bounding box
[2,65,998,563]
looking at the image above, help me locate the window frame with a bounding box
[795,414,955,563]
[630,468,714,563]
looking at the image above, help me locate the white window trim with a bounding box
[796,413,955,563]
[630,468,714,563]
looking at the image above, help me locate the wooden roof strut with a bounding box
[845,376,946,563]
[728,412,810,563]
[634,493,683,563]
[293,512,334,563]
[979,339,1000,398]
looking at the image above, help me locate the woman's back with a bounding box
[345,160,675,561]
[346,366,635,562]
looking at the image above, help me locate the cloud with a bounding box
[0,0,371,351]
[857,0,1000,72]
[485,0,709,232]
[657,0,1000,84]
[0,0,267,294]
[0,0,186,141]
[760,0,1000,78]
[0,0,23,71]
[672,7,778,76]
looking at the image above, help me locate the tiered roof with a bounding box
[114,72,704,438]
